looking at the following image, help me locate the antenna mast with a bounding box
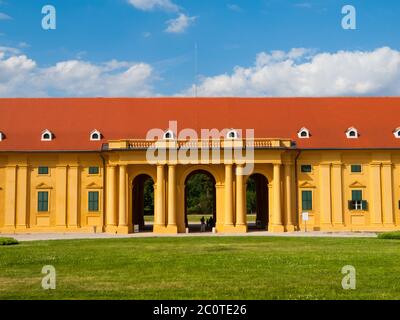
[194,41,198,97]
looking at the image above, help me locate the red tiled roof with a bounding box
[0,97,399,152]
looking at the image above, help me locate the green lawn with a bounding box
[0,236,399,300]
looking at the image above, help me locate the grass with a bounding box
[377,231,400,239]
[0,236,399,300]
[0,238,19,246]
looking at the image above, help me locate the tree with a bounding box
[186,173,215,214]
[143,178,154,215]
[246,176,256,214]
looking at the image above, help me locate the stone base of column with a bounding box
[284,225,296,232]
[234,224,247,233]
[0,226,16,233]
[15,225,28,230]
[165,224,178,234]
[153,224,167,233]
[383,223,395,228]
[221,224,237,233]
[319,223,334,231]
[117,225,130,234]
[331,224,346,230]
[64,226,83,233]
[105,225,118,234]
[54,225,69,231]
[269,224,285,232]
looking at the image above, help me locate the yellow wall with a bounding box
[0,149,399,234]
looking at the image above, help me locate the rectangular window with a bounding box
[37,191,49,212]
[349,190,367,210]
[89,167,99,175]
[88,191,99,212]
[352,190,362,201]
[302,190,313,211]
[351,165,362,173]
[301,165,312,173]
[38,166,49,175]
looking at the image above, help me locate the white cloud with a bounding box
[183,47,400,97]
[294,3,312,9]
[0,46,20,55]
[165,13,196,34]
[227,4,243,12]
[127,0,179,12]
[0,49,155,97]
[142,31,152,38]
[0,12,11,20]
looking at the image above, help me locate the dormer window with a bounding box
[393,127,400,139]
[163,130,175,140]
[226,129,239,139]
[297,127,310,139]
[41,129,53,141]
[90,129,102,141]
[346,127,359,139]
[0,131,4,141]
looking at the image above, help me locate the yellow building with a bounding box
[0,97,399,234]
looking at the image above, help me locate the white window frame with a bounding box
[297,127,310,139]
[90,129,102,141]
[354,200,363,210]
[226,129,239,140]
[41,129,53,141]
[163,130,175,140]
[0,132,3,141]
[346,127,359,139]
[393,128,400,138]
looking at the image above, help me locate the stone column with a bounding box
[271,163,284,232]
[154,164,166,232]
[224,164,234,230]
[118,165,128,233]
[106,165,117,232]
[370,163,382,225]
[55,165,67,228]
[381,163,394,226]
[319,163,332,228]
[332,163,344,226]
[167,165,178,233]
[4,165,17,230]
[67,165,80,228]
[290,164,297,228]
[284,163,294,231]
[235,165,247,231]
[16,165,29,230]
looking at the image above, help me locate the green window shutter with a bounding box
[302,191,312,211]
[38,167,49,175]
[361,200,368,211]
[352,190,362,201]
[301,165,312,173]
[88,191,99,212]
[348,200,355,210]
[89,167,99,175]
[351,165,362,173]
[38,191,49,212]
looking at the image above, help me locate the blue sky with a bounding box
[1,0,400,97]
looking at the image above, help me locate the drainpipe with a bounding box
[100,153,107,232]
[294,149,302,230]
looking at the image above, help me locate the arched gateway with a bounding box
[246,174,269,231]
[131,174,154,232]
[184,170,216,232]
